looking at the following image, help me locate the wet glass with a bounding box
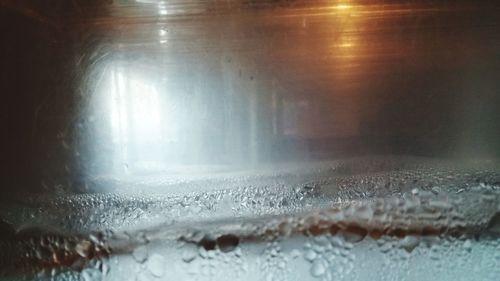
[0,0,499,280]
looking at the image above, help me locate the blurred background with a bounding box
[1,0,500,194]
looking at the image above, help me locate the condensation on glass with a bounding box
[0,0,499,281]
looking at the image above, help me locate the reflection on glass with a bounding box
[77,0,500,183]
[109,68,165,174]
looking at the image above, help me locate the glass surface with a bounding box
[0,0,499,280]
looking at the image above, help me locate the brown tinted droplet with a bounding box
[486,213,500,234]
[369,229,383,240]
[199,236,216,251]
[216,234,239,253]
[329,224,341,236]
[342,224,368,243]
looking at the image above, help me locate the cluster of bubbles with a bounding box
[0,157,499,280]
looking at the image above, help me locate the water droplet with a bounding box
[101,262,110,275]
[290,249,301,259]
[81,268,103,281]
[182,249,197,263]
[342,225,368,243]
[310,259,326,277]
[487,213,500,234]
[304,249,317,262]
[147,254,165,277]
[75,240,92,258]
[463,239,472,252]
[199,235,216,251]
[216,234,239,253]
[132,246,149,263]
[398,236,420,253]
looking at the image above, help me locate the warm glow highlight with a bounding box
[336,4,352,11]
